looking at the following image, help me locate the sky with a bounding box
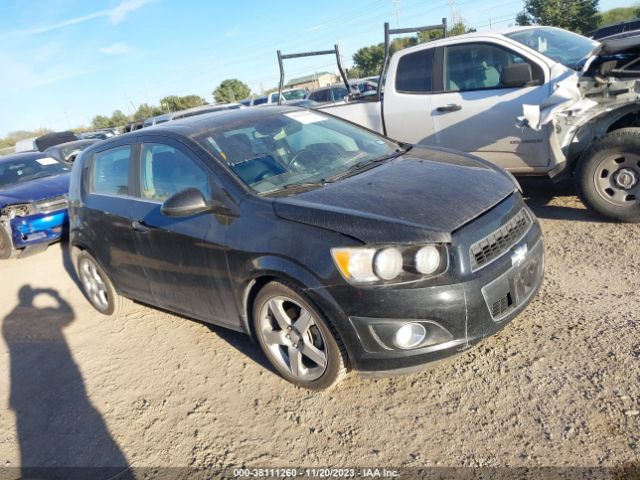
[0,0,634,137]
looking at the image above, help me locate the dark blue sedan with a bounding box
[0,152,70,258]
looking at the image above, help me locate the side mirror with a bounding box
[501,63,534,88]
[160,188,214,217]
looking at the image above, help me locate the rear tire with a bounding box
[76,250,132,316]
[576,128,640,222]
[252,281,348,390]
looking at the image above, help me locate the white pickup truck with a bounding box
[309,26,640,222]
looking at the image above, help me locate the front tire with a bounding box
[252,281,348,390]
[76,250,132,316]
[576,128,640,222]
[0,227,12,260]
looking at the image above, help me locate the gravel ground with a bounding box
[0,188,639,474]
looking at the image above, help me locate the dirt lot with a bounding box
[0,188,639,474]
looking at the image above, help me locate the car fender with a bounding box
[238,254,355,357]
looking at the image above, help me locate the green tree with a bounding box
[212,79,251,103]
[346,66,364,79]
[417,20,476,42]
[352,44,385,77]
[516,0,600,33]
[160,94,206,111]
[351,38,414,78]
[132,103,164,121]
[598,5,640,26]
[91,115,112,129]
[110,110,129,127]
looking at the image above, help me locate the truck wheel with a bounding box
[76,250,132,316]
[0,227,12,259]
[252,281,348,390]
[576,128,640,222]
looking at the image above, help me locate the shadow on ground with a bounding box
[2,285,133,479]
[206,323,277,375]
[519,178,608,223]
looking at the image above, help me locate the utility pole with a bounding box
[392,0,401,27]
[448,0,461,26]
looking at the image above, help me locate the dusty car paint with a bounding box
[69,107,544,378]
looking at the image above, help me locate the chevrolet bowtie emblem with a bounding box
[511,244,528,267]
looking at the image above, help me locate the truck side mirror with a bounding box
[501,63,534,88]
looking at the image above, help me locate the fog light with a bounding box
[394,323,426,349]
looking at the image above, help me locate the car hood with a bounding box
[0,173,70,208]
[272,147,516,244]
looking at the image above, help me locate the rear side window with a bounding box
[91,146,131,196]
[395,48,434,93]
[140,143,211,201]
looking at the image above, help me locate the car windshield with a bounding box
[506,27,599,69]
[60,145,89,162]
[0,157,69,190]
[282,89,307,100]
[196,110,401,195]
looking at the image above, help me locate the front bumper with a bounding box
[8,210,68,251]
[325,194,544,373]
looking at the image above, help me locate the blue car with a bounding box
[0,152,71,258]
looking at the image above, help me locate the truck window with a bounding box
[310,89,331,103]
[444,43,537,92]
[395,49,434,93]
[331,87,348,101]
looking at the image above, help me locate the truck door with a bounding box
[429,42,551,170]
[383,47,437,144]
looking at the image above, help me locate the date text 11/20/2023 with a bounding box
[232,468,400,478]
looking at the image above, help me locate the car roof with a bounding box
[45,139,99,150]
[393,25,550,55]
[0,151,49,164]
[84,106,305,150]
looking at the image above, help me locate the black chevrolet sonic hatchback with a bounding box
[69,107,544,389]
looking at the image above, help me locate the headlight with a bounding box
[415,245,440,275]
[331,244,447,284]
[373,248,403,280]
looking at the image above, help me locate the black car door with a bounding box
[129,137,236,325]
[83,142,153,301]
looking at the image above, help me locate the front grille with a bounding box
[35,196,68,214]
[491,293,513,319]
[470,208,532,271]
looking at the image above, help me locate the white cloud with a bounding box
[0,51,94,90]
[107,0,156,25]
[223,29,237,39]
[1,0,157,38]
[100,42,132,55]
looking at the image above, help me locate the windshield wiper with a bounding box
[325,148,408,182]
[262,181,327,196]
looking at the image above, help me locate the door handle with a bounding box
[132,220,150,233]
[436,104,462,113]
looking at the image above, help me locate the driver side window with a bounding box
[140,143,211,201]
[444,43,536,92]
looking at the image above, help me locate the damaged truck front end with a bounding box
[521,35,640,222]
